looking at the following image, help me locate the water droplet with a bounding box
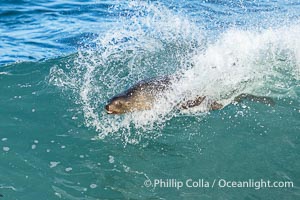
[108,155,115,163]
[65,167,72,172]
[50,162,60,168]
[90,184,97,189]
[3,147,10,152]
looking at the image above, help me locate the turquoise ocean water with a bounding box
[0,0,300,199]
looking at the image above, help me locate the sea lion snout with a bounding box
[105,104,113,114]
[105,103,119,114]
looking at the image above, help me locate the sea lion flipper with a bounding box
[210,101,223,110]
[180,96,224,110]
[234,93,275,106]
[180,96,206,109]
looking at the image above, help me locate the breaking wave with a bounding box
[49,1,300,143]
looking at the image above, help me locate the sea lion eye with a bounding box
[114,100,122,106]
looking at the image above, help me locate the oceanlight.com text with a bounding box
[143,178,294,190]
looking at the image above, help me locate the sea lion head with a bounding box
[105,86,155,114]
[105,94,154,114]
[105,95,133,114]
[105,77,171,114]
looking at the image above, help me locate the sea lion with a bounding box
[105,76,274,114]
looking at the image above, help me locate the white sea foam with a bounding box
[0,72,11,75]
